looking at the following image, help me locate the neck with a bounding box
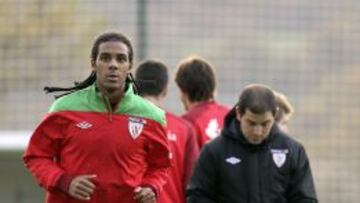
[97,84,125,110]
[107,90,124,106]
[186,99,213,111]
[143,95,163,108]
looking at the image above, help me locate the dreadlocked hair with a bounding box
[127,72,139,94]
[44,71,139,99]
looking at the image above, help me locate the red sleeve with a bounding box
[141,121,172,197]
[23,113,68,192]
[182,123,200,192]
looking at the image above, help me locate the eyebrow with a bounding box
[261,120,271,125]
[99,52,128,60]
[246,119,271,125]
[99,52,127,56]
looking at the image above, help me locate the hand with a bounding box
[68,174,96,201]
[133,186,156,203]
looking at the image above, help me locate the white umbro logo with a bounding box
[225,157,241,165]
[167,131,177,141]
[76,121,93,129]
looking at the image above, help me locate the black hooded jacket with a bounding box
[186,108,318,203]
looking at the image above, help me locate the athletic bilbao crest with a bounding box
[128,117,146,140]
[271,149,288,168]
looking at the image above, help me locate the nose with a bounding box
[253,125,262,136]
[109,58,119,70]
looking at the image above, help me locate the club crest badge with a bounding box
[128,117,146,140]
[271,149,288,168]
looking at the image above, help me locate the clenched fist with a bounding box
[68,174,97,201]
[133,186,156,203]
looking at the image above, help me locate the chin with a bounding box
[104,84,122,92]
[249,139,263,145]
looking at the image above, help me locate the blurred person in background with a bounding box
[135,59,199,203]
[187,84,317,203]
[23,32,171,203]
[174,56,229,148]
[274,90,295,134]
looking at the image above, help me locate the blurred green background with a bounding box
[0,0,359,202]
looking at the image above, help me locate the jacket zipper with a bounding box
[258,151,264,203]
[102,95,113,122]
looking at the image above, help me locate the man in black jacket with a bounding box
[186,84,318,203]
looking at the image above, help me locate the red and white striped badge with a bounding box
[128,117,146,140]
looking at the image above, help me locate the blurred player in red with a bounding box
[175,56,229,148]
[135,59,199,203]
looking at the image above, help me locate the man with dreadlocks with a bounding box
[23,32,171,203]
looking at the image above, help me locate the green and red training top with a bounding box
[23,84,171,203]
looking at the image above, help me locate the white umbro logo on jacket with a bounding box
[76,121,93,129]
[225,156,241,165]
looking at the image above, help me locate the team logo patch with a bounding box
[271,149,288,168]
[128,117,146,140]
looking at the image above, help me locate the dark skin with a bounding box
[67,41,156,202]
[92,41,130,110]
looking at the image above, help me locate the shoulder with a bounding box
[272,130,307,156]
[196,135,229,166]
[213,101,231,111]
[181,104,208,125]
[49,87,92,113]
[277,132,304,147]
[183,101,229,121]
[121,93,166,126]
[166,112,197,136]
[165,112,181,122]
[181,109,197,122]
[166,112,190,127]
[202,134,228,153]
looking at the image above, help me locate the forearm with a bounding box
[141,167,169,197]
[24,157,65,191]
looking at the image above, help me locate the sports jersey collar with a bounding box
[92,83,135,113]
[188,100,215,111]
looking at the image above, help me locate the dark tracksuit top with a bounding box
[187,108,318,203]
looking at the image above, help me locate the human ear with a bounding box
[162,87,168,97]
[91,60,96,71]
[235,106,241,121]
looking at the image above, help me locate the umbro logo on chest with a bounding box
[76,121,93,129]
[225,156,241,165]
